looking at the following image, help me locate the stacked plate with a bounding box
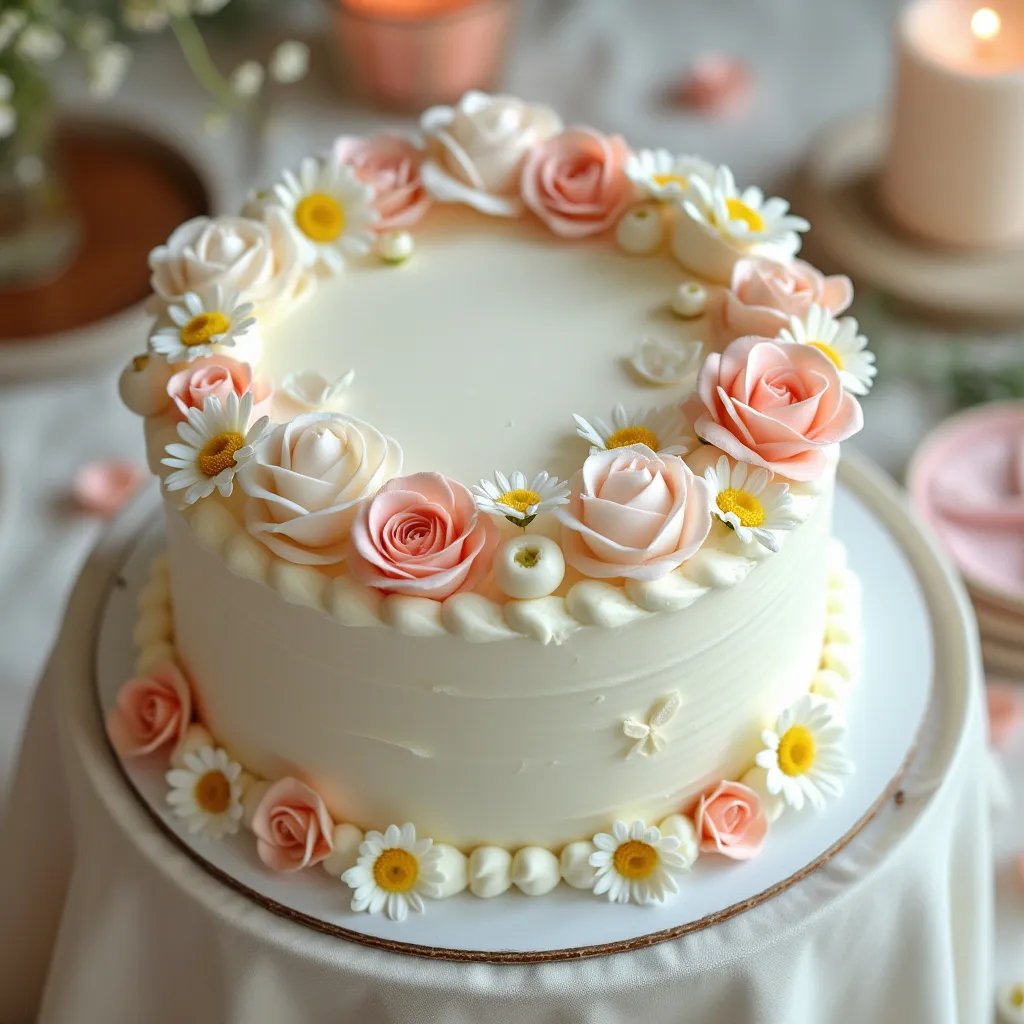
[908,402,1024,680]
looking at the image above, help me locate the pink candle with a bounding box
[880,0,1024,248]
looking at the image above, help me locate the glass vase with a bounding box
[0,55,80,287]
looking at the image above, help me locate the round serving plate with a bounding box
[94,456,941,962]
[796,109,1024,327]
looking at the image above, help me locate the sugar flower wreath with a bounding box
[108,546,860,917]
[119,88,873,638]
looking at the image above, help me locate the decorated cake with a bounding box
[113,91,872,921]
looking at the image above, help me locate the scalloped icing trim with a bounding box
[178,467,828,645]
[130,542,861,907]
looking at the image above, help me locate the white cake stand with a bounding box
[94,455,936,962]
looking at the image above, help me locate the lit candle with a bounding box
[880,0,1024,248]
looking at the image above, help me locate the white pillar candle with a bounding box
[880,0,1024,248]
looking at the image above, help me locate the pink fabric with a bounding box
[333,134,432,231]
[694,781,767,860]
[556,445,711,580]
[251,778,334,873]
[986,682,1020,748]
[105,661,192,758]
[520,128,634,239]
[713,257,853,344]
[166,356,272,423]
[348,472,499,599]
[677,53,753,114]
[684,335,863,481]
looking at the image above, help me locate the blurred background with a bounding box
[0,0,1022,1004]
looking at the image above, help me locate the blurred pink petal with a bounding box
[73,460,145,518]
[678,54,752,115]
[987,681,1021,748]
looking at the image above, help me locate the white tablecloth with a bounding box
[0,467,993,1024]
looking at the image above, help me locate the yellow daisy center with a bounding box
[613,839,659,880]
[777,724,817,777]
[514,545,542,569]
[606,425,659,450]
[181,311,230,348]
[808,340,845,369]
[373,848,419,893]
[132,354,150,372]
[724,197,765,233]
[194,770,231,814]
[716,488,765,527]
[1011,986,1024,1008]
[198,431,246,478]
[496,488,541,514]
[652,172,689,190]
[295,192,346,243]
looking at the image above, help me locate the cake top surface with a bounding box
[120,90,873,642]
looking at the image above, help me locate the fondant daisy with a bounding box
[341,822,444,922]
[625,148,715,203]
[755,695,852,812]
[589,819,687,905]
[778,305,877,396]
[149,285,256,364]
[573,404,693,456]
[161,391,269,505]
[684,164,809,251]
[273,156,378,272]
[472,470,570,527]
[165,745,243,839]
[702,455,800,553]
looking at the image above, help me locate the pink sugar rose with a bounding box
[520,127,634,239]
[714,257,854,344]
[251,777,334,872]
[105,661,192,758]
[166,355,272,423]
[684,335,863,481]
[348,472,499,600]
[555,445,711,581]
[333,133,432,232]
[695,781,767,861]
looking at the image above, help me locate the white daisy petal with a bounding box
[473,468,570,523]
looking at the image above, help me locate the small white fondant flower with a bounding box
[778,304,877,396]
[755,695,852,812]
[165,745,243,839]
[630,336,704,386]
[272,156,378,272]
[341,822,444,922]
[161,391,269,505]
[574,403,693,456]
[589,820,687,905]
[625,148,714,203]
[493,534,565,599]
[269,40,310,84]
[472,469,570,526]
[622,691,682,759]
[281,368,355,410]
[149,285,256,364]
[684,164,809,253]
[615,204,665,255]
[702,455,799,553]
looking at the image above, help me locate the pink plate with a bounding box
[907,402,1024,606]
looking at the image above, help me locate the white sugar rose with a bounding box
[239,413,403,565]
[149,208,312,316]
[420,90,562,217]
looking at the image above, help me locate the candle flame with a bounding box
[971,7,1001,42]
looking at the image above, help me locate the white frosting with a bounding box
[421,843,469,899]
[511,846,561,896]
[560,840,598,890]
[163,475,834,849]
[468,846,513,898]
[656,813,700,869]
[321,823,365,878]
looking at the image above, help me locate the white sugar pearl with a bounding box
[379,230,414,264]
[671,281,708,318]
[493,534,565,600]
[615,204,665,255]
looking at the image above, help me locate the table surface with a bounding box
[0,0,1020,998]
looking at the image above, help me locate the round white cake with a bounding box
[116,91,871,917]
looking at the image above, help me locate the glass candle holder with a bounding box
[328,0,517,111]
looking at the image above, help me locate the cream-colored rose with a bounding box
[148,208,311,315]
[239,412,403,565]
[420,91,562,217]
